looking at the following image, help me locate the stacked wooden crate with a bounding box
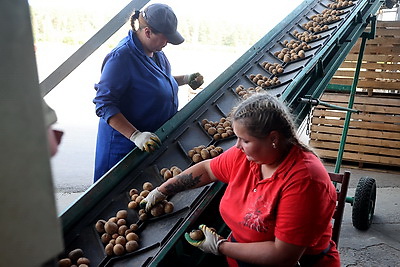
[309,21,400,168]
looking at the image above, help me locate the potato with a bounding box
[192,154,202,163]
[105,243,114,256]
[140,190,150,197]
[207,127,217,135]
[118,225,128,235]
[163,169,173,180]
[160,167,169,176]
[126,232,140,242]
[189,229,204,240]
[126,240,139,253]
[200,149,210,160]
[76,257,90,265]
[116,236,127,246]
[187,149,196,158]
[58,258,71,267]
[210,149,219,158]
[150,203,165,217]
[104,221,118,235]
[113,243,125,256]
[164,201,174,214]
[116,209,128,220]
[135,195,144,203]
[129,188,139,197]
[68,248,83,263]
[130,223,139,231]
[95,219,106,233]
[117,218,126,226]
[139,213,148,221]
[143,182,153,191]
[101,233,112,244]
[172,167,182,177]
[128,201,138,209]
[131,193,139,201]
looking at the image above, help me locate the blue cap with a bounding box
[142,3,184,45]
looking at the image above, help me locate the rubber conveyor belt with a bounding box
[57,0,384,266]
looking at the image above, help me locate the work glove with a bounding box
[129,130,161,153]
[140,187,167,212]
[184,224,227,255]
[184,72,204,90]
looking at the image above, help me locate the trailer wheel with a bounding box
[352,177,376,230]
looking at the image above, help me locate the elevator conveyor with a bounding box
[57,0,384,266]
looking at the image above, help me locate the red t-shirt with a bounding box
[210,145,340,266]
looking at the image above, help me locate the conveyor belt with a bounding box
[58,0,384,266]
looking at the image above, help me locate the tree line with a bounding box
[30,6,265,47]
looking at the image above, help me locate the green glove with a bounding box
[139,187,167,212]
[184,73,204,90]
[184,224,227,255]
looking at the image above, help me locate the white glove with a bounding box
[183,72,204,90]
[185,224,227,255]
[129,130,161,153]
[140,187,167,212]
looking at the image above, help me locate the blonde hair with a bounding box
[231,92,313,153]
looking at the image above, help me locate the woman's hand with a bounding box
[185,224,227,255]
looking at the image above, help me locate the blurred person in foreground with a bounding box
[93,3,203,182]
[141,92,340,266]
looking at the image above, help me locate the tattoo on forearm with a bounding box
[165,173,202,195]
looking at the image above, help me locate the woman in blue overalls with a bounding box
[93,3,203,182]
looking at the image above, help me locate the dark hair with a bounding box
[130,10,160,34]
[231,92,313,152]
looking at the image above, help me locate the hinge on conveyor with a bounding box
[298,96,359,113]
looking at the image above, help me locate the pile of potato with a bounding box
[95,209,140,256]
[235,85,264,99]
[261,62,284,75]
[160,165,183,181]
[282,40,312,51]
[188,145,224,163]
[327,0,354,9]
[302,20,330,33]
[273,46,306,63]
[201,117,234,140]
[58,248,90,267]
[249,74,281,87]
[128,182,174,220]
[292,30,322,42]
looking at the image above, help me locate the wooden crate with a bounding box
[329,21,400,95]
[309,92,400,167]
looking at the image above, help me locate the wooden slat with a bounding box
[329,78,400,90]
[312,109,400,124]
[338,62,400,71]
[341,54,400,62]
[310,122,400,138]
[334,69,400,79]
[314,148,400,166]
[320,93,400,106]
[311,120,400,136]
[309,131,400,148]
[310,140,400,157]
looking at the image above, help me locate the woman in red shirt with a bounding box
[141,92,340,266]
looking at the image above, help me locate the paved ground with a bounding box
[55,163,400,266]
[324,164,400,267]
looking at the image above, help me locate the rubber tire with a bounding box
[352,177,376,230]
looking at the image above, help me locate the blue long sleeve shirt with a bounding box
[93,30,179,182]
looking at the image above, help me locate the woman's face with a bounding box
[233,120,274,165]
[146,28,168,52]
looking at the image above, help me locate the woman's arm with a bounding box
[107,112,137,139]
[218,237,306,267]
[174,75,186,86]
[158,159,217,196]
